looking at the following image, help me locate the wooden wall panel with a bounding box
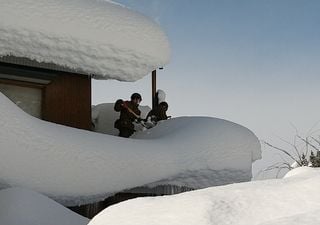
[42,74,91,130]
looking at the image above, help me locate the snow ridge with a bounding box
[0,93,260,205]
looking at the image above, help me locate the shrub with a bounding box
[262,135,320,177]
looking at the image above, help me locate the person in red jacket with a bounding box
[114,93,142,138]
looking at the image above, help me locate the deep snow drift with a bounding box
[0,93,260,205]
[0,188,89,225]
[89,167,320,225]
[0,0,170,81]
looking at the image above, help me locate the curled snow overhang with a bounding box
[0,0,170,81]
[0,92,261,206]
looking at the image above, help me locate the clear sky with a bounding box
[93,0,320,177]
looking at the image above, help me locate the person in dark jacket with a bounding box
[146,101,169,124]
[114,93,142,138]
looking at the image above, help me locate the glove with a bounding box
[114,99,124,112]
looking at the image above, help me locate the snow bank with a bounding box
[257,211,320,225]
[0,0,170,81]
[283,166,320,178]
[0,188,88,225]
[0,93,260,205]
[89,167,320,225]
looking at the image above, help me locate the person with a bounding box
[114,93,142,138]
[146,101,169,124]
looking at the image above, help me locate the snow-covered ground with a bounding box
[89,167,320,225]
[2,168,319,225]
[0,92,260,206]
[0,0,170,81]
[0,188,88,225]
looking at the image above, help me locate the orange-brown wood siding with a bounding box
[42,74,91,130]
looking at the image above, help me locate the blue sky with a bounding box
[93,0,320,176]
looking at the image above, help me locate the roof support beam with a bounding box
[152,70,157,110]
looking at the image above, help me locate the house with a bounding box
[0,0,170,130]
[0,0,171,218]
[0,56,92,130]
[0,0,261,220]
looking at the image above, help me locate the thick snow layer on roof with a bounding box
[90,167,320,225]
[0,0,170,81]
[0,93,260,206]
[0,188,89,225]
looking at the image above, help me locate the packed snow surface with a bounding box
[0,188,89,225]
[0,0,170,81]
[0,93,260,205]
[90,167,320,225]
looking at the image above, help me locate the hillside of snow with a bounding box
[0,188,89,225]
[0,93,260,206]
[90,167,320,225]
[0,0,170,81]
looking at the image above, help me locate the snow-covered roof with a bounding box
[0,0,170,81]
[0,92,261,206]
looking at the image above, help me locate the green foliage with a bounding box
[300,153,309,167]
[310,151,320,167]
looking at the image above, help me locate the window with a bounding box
[0,82,42,118]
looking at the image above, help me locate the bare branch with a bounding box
[289,122,299,136]
[273,152,293,166]
[257,162,292,179]
[275,135,302,163]
[311,137,320,147]
[276,166,291,178]
[309,128,320,136]
[263,141,300,166]
[297,135,319,152]
[307,120,320,136]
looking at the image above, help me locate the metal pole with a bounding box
[152,70,157,110]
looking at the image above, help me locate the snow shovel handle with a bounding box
[122,103,141,119]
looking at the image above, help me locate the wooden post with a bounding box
[152,70,157,110]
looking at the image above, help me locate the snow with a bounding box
[0,0,170,81]
[157,89,166,103]
[0,187,89,225]
[257,212,320,225]
[0,92,260,206]
[283,166,319,178]
[89,167,320,225]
